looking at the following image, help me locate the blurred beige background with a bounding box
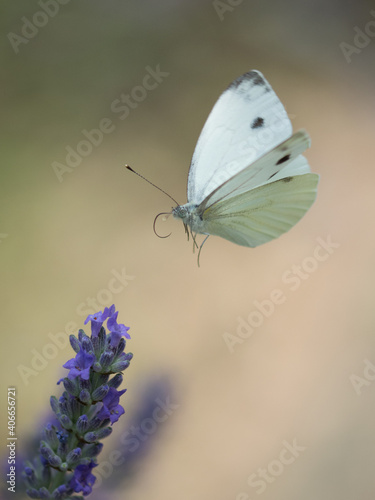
[1,1,375,499]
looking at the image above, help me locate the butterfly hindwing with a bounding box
[200,173,319,247]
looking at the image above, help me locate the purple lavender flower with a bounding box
[84,304,116,337]
[107,311,131,347]
[63,349,96,381]
[23,305,133,499]
[68,461,97,495]
[97,387,127,424]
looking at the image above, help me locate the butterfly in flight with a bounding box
[128,70,319,264]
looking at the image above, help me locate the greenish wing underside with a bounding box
[201,173,319,247]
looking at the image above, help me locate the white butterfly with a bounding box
[170,70,319,258]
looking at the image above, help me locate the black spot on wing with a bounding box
[251,117,264,129]
[276,154,291,165]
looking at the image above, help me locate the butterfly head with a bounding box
[172,204,189,221]
[172,202,206,235]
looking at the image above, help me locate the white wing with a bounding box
[200,130,311,210]
[200,173,319,247]
[187,70,293,205]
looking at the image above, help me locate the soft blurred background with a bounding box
[1,0,375,498]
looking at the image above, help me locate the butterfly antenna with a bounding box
[125,165,180,206]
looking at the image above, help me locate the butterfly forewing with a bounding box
[187,70,293,205]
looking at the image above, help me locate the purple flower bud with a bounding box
[83,442,103,458]
[63,377,78,396]
[50,396,60,414]
[76,414,89,434]
[43,424,59,449]
[69,334,81,353]
[38,487,50,499]
[78,329,88,343]
[92,361,102,372]
[99,351,114,370]
[108,373,123,388]
[84,427,112,443]
[111,359,130,372]
[81,336,93,353]
[115,337,126,355]
[66,447,82,467]
[25,488,39,498]
[92,384,109,401]
[52,484,68,499]
[40,444,62,468]
[23,467,36,488]
[79,389,91,404]
[59,414,73,430]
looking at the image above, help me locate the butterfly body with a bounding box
[172,203,205,235]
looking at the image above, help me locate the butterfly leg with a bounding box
[197,235,210,267]
[191,231,200,253]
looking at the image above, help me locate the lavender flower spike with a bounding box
[23,306,133,499]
